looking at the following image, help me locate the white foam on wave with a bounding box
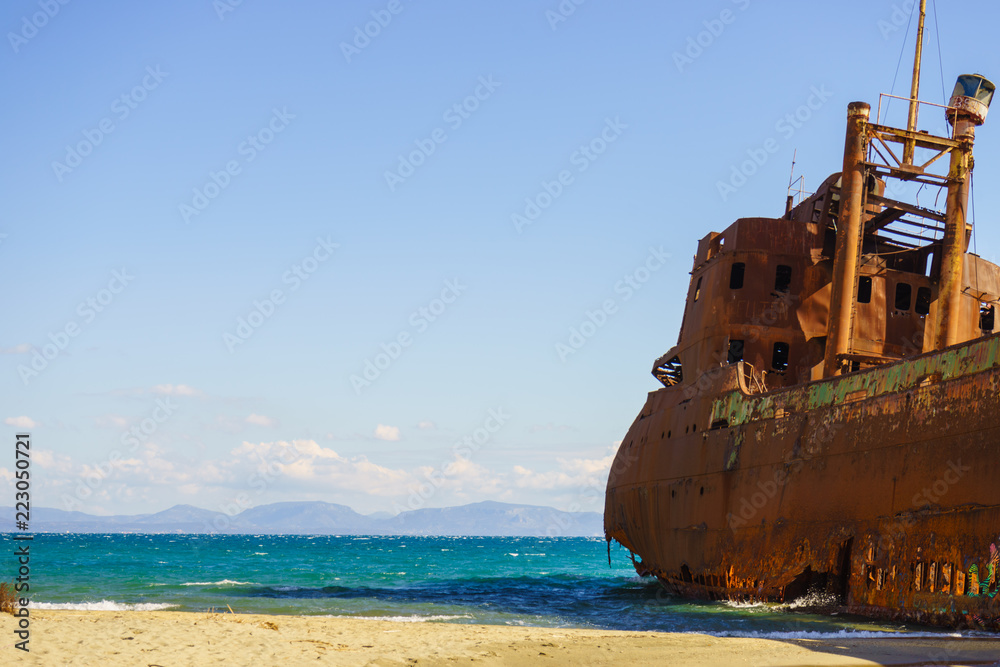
[785,590,840,609]
[722,600,768,610]
[334,614,474,623]
[32,600,176,612]
[701,630,963,640]
[180,579,257,586]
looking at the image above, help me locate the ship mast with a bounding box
[902,0,927,165]
[822,2,994,377]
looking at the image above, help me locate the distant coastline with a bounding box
[0,500,602,536]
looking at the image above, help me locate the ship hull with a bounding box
[605,333,1000,629]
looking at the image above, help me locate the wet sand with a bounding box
[3,610,1000,666]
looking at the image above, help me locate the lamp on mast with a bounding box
[934,72,994,348]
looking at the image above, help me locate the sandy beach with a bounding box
[2,611,999,666]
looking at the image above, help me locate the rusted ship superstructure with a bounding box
[604,6,1000,629]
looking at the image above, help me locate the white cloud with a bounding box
[417,421,436,430]
[210,415,245,434]
[110,384,204,399]
[5,416,37,429]
[94,415,129,429]
[527,422,576,433]
[32,450,74,473]
[374,424,400,441]
[434,455,505,495]
[7,434,619,515]
[96,441,222,488]
[151,384,201,397]
[246,413,277,427]
[230,439,413,496]
[513,443,620,491]
[0,344,32,354]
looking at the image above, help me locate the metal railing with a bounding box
[743,361,768,394]
[875,93,959,137]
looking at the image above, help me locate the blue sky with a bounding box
[3,0,1000,517]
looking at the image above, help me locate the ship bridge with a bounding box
[654,168,1000,393]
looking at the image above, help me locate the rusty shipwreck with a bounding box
[604,7,1000,629]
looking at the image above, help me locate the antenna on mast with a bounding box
[787,148,797,192]
[903,0,927,165]
[784,149,805,217]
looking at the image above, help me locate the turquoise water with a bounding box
[5,533,965,637]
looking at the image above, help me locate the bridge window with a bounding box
[771,342,789,372]
[981,303,995,332]
[894,282,912,311]
[653,355,684,386]
[694,276,702,301]
[729,262,745,290]
[914,287,931,315]
[857,276,872,304]
[727,339,744,364]
[774,265,792,293]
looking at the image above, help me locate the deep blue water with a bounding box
[2,533,966,638]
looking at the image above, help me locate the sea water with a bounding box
[6,533,967,638]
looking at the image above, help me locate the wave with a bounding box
[332,614,474,623]
[722,600,768,610]
[784,590,840,609]
[703,630,963,639]
[180,580,257,586]
[32,600,176,612]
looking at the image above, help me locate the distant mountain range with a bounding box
[0,501,603,537]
